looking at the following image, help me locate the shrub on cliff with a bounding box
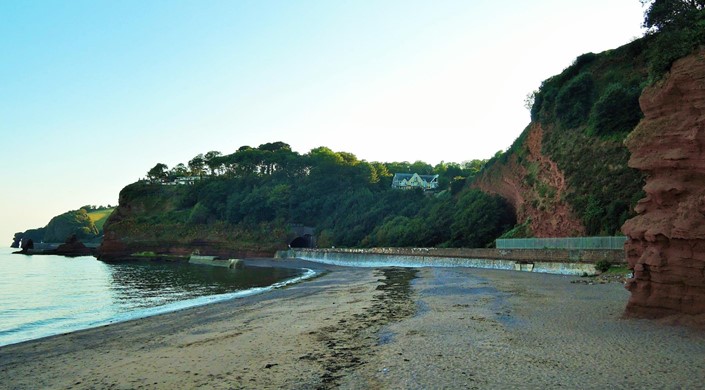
[589,83,643,136]
[555,72,595,129]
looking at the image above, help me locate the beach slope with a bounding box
[1,262,704,389]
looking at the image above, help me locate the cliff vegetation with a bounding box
[475,0,705,237]
[475,39,649,237]
[100,143,515,259]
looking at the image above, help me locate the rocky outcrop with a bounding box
[11,234,21,248]
[53,234,93,257]
[622,48,705,323]
[98,184,282,261]
[99,218,278,261]
[474,123,585,237]
[13,235,95,257]
[13,238,35,254]
[99,233,275,262]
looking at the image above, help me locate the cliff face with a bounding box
[622,48,705,321]
[473,40,647,238]
[98,183,283,261]
[474,123,585,237]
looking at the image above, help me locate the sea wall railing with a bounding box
[496,236,627,250]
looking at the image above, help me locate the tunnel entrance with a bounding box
[290,234,314,248]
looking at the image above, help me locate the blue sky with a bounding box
[0,0,645,242]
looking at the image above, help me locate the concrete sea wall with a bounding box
[189,255,243,269]
[278,247,626,276]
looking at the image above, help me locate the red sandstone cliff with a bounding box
[622,48,705,322]
[474,123,585,237]
[98,184,282,261]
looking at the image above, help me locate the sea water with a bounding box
[0,247,314,347]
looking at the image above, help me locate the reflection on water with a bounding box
[106,261,302,310]
[0,247,306,347]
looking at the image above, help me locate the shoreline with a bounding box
[2,260,705,388]
[0,258,320,349]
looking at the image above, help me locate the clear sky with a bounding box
[0,0,646,243]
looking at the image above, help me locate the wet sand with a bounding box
[1,260,704,389]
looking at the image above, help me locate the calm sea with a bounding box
[0,247,313,347]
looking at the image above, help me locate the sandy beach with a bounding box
[2,259,704,389]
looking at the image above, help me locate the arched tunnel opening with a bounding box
[290,234,314,248]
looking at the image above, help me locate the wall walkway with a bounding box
[277,247,625,276]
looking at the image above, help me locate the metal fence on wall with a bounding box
[496,236,627,250]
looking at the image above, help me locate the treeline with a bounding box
[147,141,483,192]
[132,142,515,248]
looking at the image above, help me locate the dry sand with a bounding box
[1,260,704,389]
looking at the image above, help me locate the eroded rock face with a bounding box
[98,185,280,261]
[474,123,585,237]
[622,48,705,321]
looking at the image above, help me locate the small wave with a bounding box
[94,268,318,326]
[0,267,318,347]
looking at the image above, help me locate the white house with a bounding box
[391,173,439,191]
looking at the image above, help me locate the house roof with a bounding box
[392,173,439,181]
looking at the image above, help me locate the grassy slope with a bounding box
[88,208,114,233]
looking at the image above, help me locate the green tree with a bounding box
[642,0,705,31]
[450,176,467,195]
[188,154,206,177]
[463,160,485,176]
[267,184,291,221]
[204,151,223,175]
[147,163,169,183]
[337,151,359,166]
[169,163,188,179]
[385,161,411,175]
[642,0,705,77]
[258,141,291,152]
[237,186,276,224]
[410,160,433,175]
[449,190,515,248]
[308,146,345,166]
